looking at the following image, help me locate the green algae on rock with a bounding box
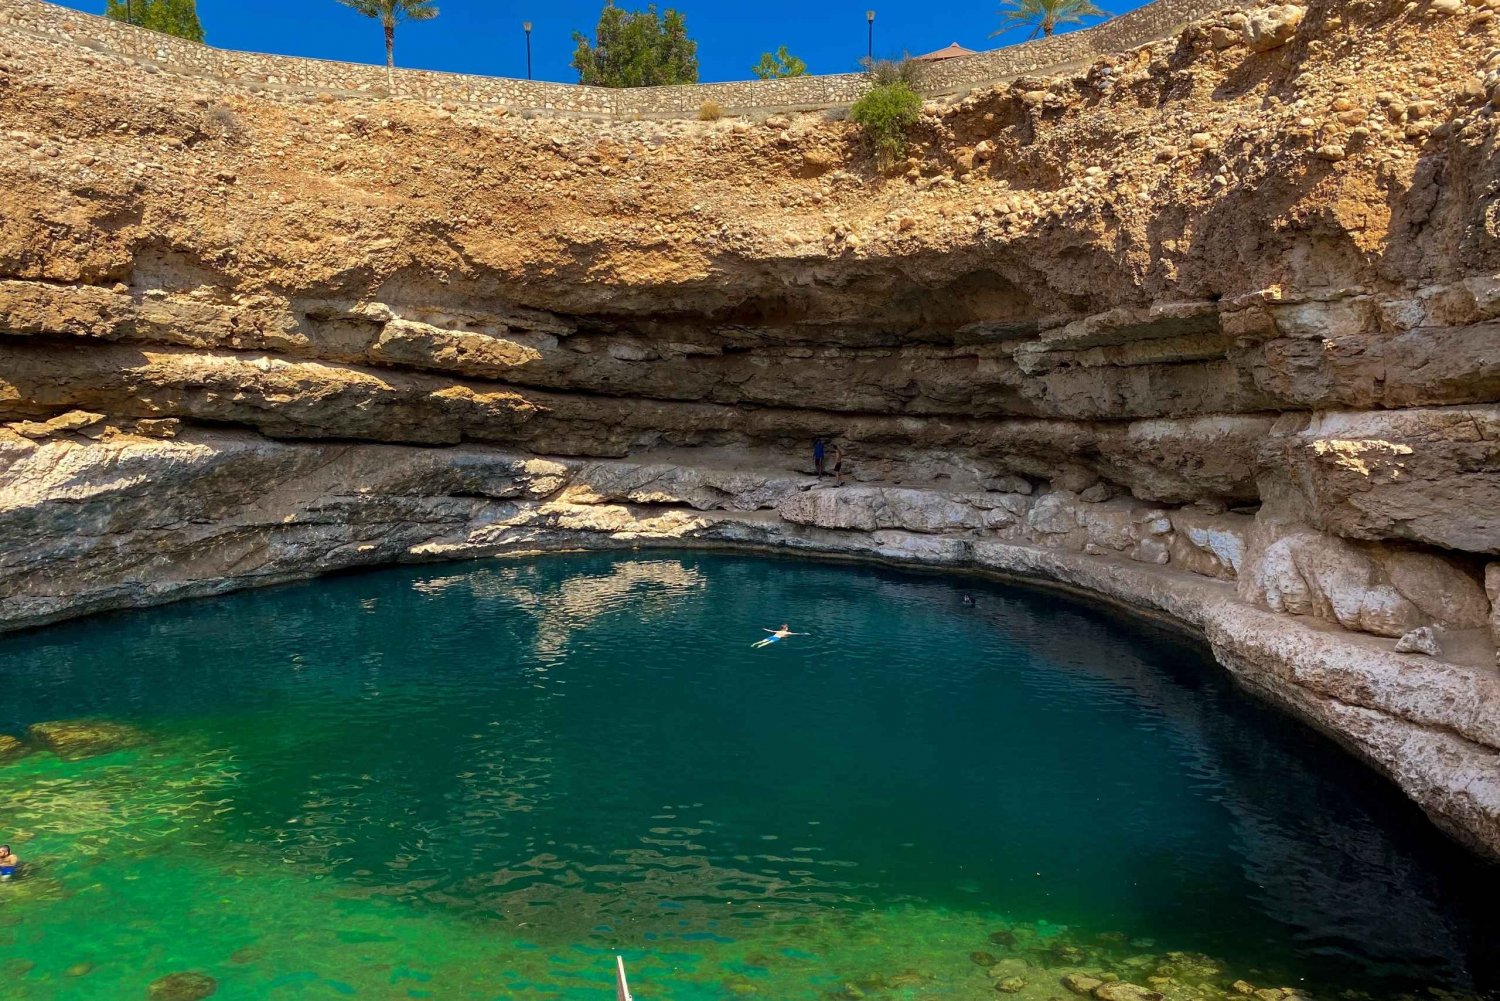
[25,720,147,759]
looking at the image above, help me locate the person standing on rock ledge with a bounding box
[831,444,845,487]
[0,844,19,880]
[813,438,826,478]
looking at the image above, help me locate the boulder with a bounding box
[1241,5,1305,51]
[987,959,1030,979]
[1395,626,1442,657]
[1062,974,1104,996]
[1079,482,1116,503]
[26,720,147,759]
[1238,530,1489,638]
[147,973,218,1001]
[799,149,837,178]
[1027,490,1083,541]
[1168,509,1251,579]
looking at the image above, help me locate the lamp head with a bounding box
[867,10,875,21]
[523,21,532,32]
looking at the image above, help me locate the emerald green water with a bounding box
[2,551,1497,1001]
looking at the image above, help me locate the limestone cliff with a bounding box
[1,0,1498,857]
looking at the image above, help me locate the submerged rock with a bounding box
[988,930,1019,948]
[1094,983,1164,1001]
[0,734,24,762]
[25,720,147,759]
[1049,943,1087,964]
[970,951,1000,967]
[147,972,218,1001]
[1062,973,1103,996]
[996,977,1028,993]
[987,959,1030,980]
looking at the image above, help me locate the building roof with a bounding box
[913,42,979,62]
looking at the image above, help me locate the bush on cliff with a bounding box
[753,46,808,80]
[851,78,922,170]
[104,0,205,43]
[572,2,698,87]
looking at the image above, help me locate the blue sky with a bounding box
[53,0,1135,84]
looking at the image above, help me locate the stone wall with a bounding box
[0,0,1248,117]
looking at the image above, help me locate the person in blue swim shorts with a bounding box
[752,624,806,649]
[0,844,18,880]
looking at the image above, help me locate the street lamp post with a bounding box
[866,10,875,62]
[523,22,533,80]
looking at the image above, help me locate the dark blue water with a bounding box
[1,551,1496,1001]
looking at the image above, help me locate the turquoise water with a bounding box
[1,551,1497,1001]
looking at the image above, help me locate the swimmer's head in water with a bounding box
[0,845,8,855]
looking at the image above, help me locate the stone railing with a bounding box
[0,0,1247,117]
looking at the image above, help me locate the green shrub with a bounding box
[850,81,922,169]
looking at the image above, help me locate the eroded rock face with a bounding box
[1272,408,1500,555]
[1488,565,1500,651]
[1169,509,1252,580]
[1238,530,1489,637]
[0,429,1496,859]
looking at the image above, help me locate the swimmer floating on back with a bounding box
[752,624,807,648]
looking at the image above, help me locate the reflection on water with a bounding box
[415,559,707,660]
[1,551,1497,1001]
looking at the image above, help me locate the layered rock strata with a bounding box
[1,0,1498,856]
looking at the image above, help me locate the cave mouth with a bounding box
[2,550,1497,1000]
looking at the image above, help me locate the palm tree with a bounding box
[991,0,1107,39]
[336,0,439,88]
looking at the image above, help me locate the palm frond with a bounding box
[990,0,1107,38]
[336,0,439,21]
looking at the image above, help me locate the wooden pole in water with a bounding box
[616,955,633,1001]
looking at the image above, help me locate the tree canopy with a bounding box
[752,46,807,80]
[991,0,1107,39]
[335,0,439,75]
[104,0,205,43]
[572,2,698,88]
